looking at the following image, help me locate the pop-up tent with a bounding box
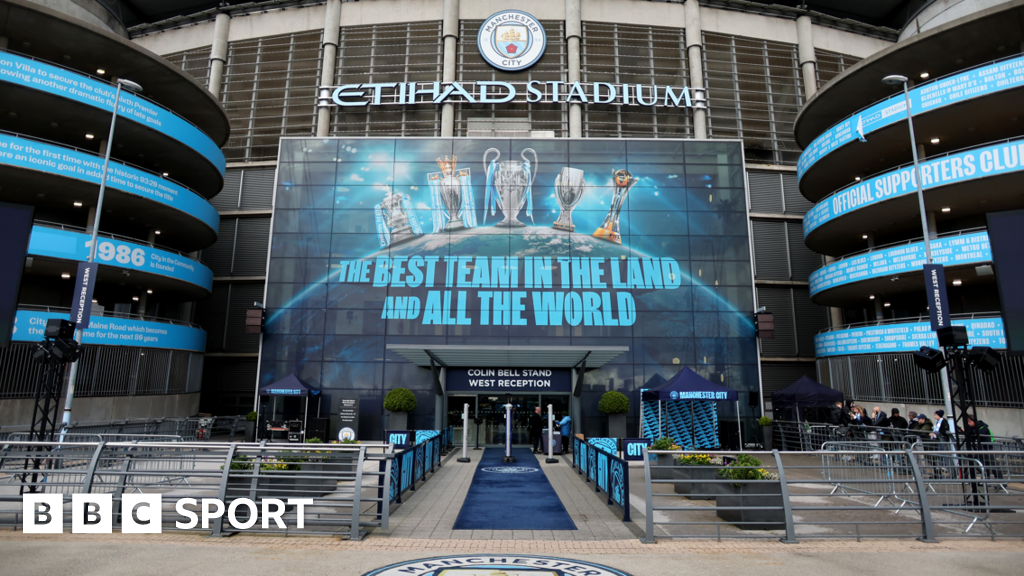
[257,374,321,440]
[770,375,843,421]
[640,367,739,449]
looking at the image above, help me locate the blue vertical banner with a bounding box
[68,261,97,329]
[924,264,950,331]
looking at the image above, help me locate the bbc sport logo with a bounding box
[22,495,315,533]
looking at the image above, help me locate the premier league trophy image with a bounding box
[552,167,586,232]
[482,147,538,227]
[592,168,638,244]
[374,185,423,247]
[428,155,476,232]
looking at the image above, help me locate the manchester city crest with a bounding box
[477,11,547,72]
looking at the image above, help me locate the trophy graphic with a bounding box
[374,185,423,247]
[428,155,476,232]
[592,169,638,244]
[552,167,586,232]
[482,147,538,227]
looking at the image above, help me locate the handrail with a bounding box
[816,311,1001,335]
[32,220,206,265]
[814,226,988,269]
[19,304,203,330]
[811,135,1024,205]
[0,128,203,198]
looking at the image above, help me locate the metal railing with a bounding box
[641,447,1024,542]
[572,436,631,521]
[0,416,243,443]
[0,440,398,540]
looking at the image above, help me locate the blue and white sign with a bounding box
[798,55,1024,180]
[477,11,547,72]
[805,138,1024,235]
[11,309,205,352]
[28,226,213,292]
[68,261,97,329]
[0,52,225,175]
[623,438,653,461]
[0,134,219,233]
[809,232,990,297]
[815,318,1006,357]
[924,264,950,331]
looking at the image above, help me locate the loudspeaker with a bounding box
[968,346,1001,371]
[748,391,760,408]
[44,319,75,340]
[937,325,969,348]
[913,346,946,373]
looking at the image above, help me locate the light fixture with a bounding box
[73,201,83,207]
[147,289,153,294]
[941,206,951,213]
[61,273,71,279]
[162,172,169,177]
[132,296,139,301]
[930,137,940,144]
[85,134,95,139]
[154,230,161,235]
[882,74,908,85]
[920,72,929,79]
[884,302,891,308]
[96,68,105,75]
[854,176,861,181]
[869,295,876,300]
[91,299,98,303]
[952,279,962,287]
[862,234,869,239]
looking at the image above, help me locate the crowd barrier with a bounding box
[0,416,245,443]
[641,447,1024,543]
[571,437,631,521]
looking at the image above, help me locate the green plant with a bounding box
[225,454,301,471]
[305,437,323,444]
[677,453,723,466]
[246,411,258,422]
[598,391,630,414]
[717,454,778,485]
[339,439,360,444]
[383,388,417,412]
[650,437,678,451]
[758,416,773,426]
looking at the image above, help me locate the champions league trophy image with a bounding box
[592,168,638,244]
[374,185,423,248]
[428,155,476,232]
[552,167,586,232]
[482,147,538,227]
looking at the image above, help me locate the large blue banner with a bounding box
[28,226,213,291]
[11,309,206,351]
[809,232,990,296]
[815,318,1006,357]
[0,133,219,232]
[798,55,1024,180]
[0,51,225,175]
[804,139,1024,235]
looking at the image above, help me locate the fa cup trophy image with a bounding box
[428,155,475,232]
[552,167,586,232]
[482,147,538,227]
[592,169,638,244]
[374,185,422,248]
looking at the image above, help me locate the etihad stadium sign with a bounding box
[318,80,705,109]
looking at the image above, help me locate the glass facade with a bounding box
[261,137,757,438]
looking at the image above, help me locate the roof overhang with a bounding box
[386,345,628,369]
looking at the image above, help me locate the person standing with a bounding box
[557,413,572,454]
[529,406,544,454]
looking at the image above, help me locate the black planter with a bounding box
[650,454,672,480]
[389,411,408,431]
[607,413,627,439]
[672,466,726,500]
[715,481,785,530]
[244,421,256,443]
[762,426,773,451]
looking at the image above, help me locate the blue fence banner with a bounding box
[798,55,1024,180]
[622,438,652,461]
[385,430,412,448]
[924,264,950,331]
[0,51,225,175]
[814,317,1006,357]
[0,133,219,233]
[804,139,1024,236]
[28,226,213,291]
[809,232,990,297]
[11,309,206,351]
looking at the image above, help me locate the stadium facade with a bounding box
[2,0,1021,439]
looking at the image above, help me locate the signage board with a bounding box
[68,261,97,329]
[0,202,33,347]
[336,395,360,441]
[477,10,547,72]
[446,368,572,393]
[814,317,1006,357]
[987,209,1024,354]
[923,264,950,331]
[12,309,206,352]
[622,438,652,461]
[385,429,412,448]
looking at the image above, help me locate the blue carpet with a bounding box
[453,447,577,530]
